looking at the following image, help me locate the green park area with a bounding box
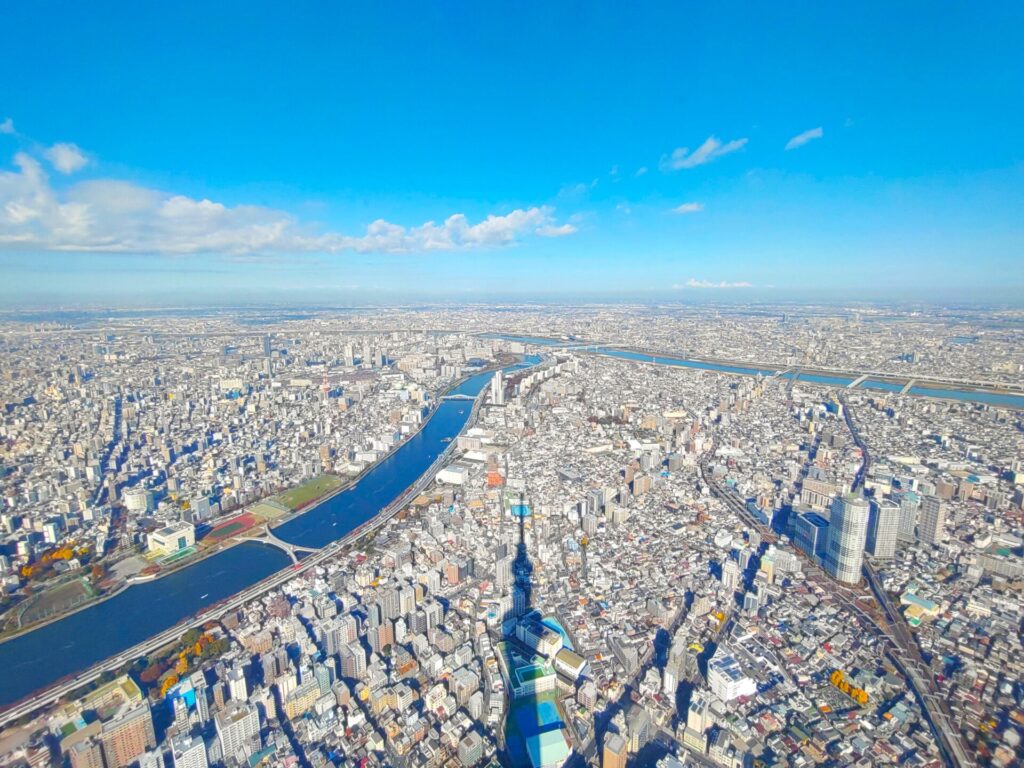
[275,474,343,510]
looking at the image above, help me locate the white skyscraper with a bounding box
[866,498,900,559]
[917,495,946,546]
[824,494,870,584]
[490,369,505,405]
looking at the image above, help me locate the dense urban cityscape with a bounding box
[0,305,1019,768]
[2,3,1022,767]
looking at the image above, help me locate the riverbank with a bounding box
[0,356,539,719]
[479,333,1024,400]
[0,360,516,645]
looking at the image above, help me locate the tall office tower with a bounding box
[866,499,900,559]
[720,558,740,592]
[262,334,272,357]
[490,369,505,405]
[918,495,946,546]
[824,494,870,584]
[214,702,260,763]
[171,734,208,768]
[343,343,355,366]
[99,704,157,768]
[602,733,628,768]
[896,491,920,542]
[227,667,248,702]
[794,511,830,564]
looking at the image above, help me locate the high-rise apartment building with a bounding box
[896,491,920,542]
[824,494,869,584]
[171,734,208,768]
[602,732,627,768]
[721,558,740,592]
[69,740,105,768]
[866,499,900,559]
[214,701,260,763]
[918,495,946,545]
[490,369,505,406]
[98,704,156,768]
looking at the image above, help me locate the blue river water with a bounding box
[272,367,502,548]
[595,349,1024,408]
[484,337,1024,409]
[0,362,537,709]
[0,543,290,708]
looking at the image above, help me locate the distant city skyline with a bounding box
[1,2,1022,305]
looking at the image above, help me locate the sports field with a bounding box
[276,474,343,510]
[205,512,258,543]
[516,663,547,683]
[17,578,96,627]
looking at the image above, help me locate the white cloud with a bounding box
[44,143,89,174]
[673,278,753,289]
[0,118,13,135]
[672,202,704,214]
[635,166,648,177]
[0,150,573,255]
[785,126,823,150]
[660,136,748,171]
[535,223,577,237]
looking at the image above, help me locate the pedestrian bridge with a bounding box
[246,529,319,564]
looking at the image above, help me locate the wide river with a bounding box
[0,361,537,709]
[481,335,1024,409]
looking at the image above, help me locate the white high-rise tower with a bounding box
[490,369,505,405]
[824,494,869,584]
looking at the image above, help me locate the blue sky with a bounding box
[0,2,1021,306]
